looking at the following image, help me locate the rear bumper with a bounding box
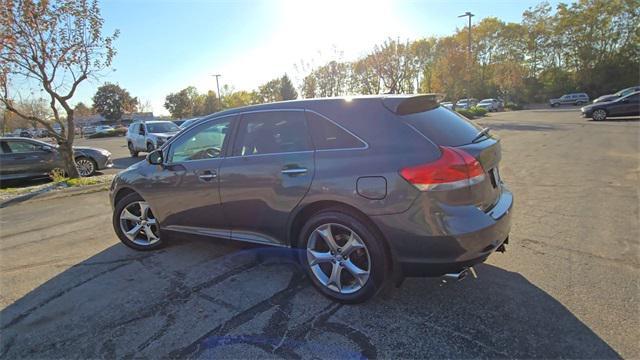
[371,186,513,277]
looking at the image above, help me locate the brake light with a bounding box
[399,147,485,191]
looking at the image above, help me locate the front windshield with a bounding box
[147,122,179,133]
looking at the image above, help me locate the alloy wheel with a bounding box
[593,109,606,121]
[119,201,160,246]
[75,158,95,177]
[306,223,371,294]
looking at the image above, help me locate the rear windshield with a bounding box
[400,106,481,146]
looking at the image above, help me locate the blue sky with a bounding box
[72,0,560,115]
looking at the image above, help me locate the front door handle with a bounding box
[281,167,307,176]
[198,170,217,181]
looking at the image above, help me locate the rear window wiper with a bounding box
[471,127,491,143]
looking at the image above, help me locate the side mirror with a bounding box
[41,145,53,152]
[147,149,163,165]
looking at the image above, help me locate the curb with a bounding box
[0,183,109,209]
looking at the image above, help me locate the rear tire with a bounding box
[75,157,96,177]
[128,142,138,157]
[113,192,164,251]
[298,209,388,303]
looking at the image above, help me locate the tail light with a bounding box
[400,146,485,191]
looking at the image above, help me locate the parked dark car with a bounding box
[581,91,640,121]
[593,85,640,104]
[109,95,513,303]
[0,137,113,180]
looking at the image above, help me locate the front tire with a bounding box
[592,109,607,121]
[128,142,138,157]
[298,209,388,303]
[113,192,164,251]
[146,142,154,153]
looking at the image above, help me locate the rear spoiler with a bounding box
[382,94,444,115]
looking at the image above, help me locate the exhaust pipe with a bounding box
[442,267,477,282]
[443,268,469,282]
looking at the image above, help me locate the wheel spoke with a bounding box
[139,202,150,220]
[144,224,159,243]
[307,249,334,266]
[343,259,369,287]
[120,208,140,222]
[316,224,338,252]
[125,224,142,241]
[341,233,365,257]
[327,262,343,292]
[146,218,157,225]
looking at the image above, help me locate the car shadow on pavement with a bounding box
[0,239,621,359]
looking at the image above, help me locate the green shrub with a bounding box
[504,102,523,111]
[457,109,474,118]
[469,106,488,117]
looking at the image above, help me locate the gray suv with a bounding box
[549,92,590,107]
[110,95,513,303]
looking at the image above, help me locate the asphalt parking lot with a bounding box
[0,109,638,358]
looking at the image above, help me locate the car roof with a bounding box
[194,94,437,120]
[0,137,50,145]
[135,120,174,124]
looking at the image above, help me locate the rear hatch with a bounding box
[384,95,502,210]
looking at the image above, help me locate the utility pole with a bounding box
[211,74,222,103]
[458,12,474,102]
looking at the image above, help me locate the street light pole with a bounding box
[458,12,474,102]
[211,74,222,103]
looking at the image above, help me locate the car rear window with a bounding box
[399,106,482,147]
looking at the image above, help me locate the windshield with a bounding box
[147,122,179,133]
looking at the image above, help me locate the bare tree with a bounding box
[0,0,118,178]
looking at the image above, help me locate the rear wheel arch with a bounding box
[288,200,396,272]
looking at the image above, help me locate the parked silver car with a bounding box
[455,98,478,110]
[126,121,181,157]
[477,99,500,112]
[593,85,640,104]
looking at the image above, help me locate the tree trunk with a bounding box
[58,141,80,178]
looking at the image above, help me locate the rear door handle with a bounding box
[281,168,307,176]
[198,170,217,181]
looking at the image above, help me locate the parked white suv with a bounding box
[126,120,181,157]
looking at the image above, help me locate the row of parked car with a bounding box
[440,98,505,112]
[550,85,640,121]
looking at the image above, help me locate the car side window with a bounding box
[139,124,145,135]
[625,94,639,103]
[6,141,38,153]
[232,111,311,156]
[169,118,232,162]
[306,112,366,150]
